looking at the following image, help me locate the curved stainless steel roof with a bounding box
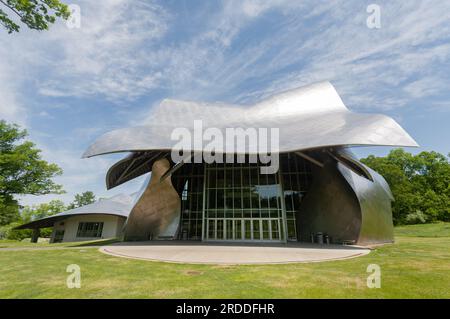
[16,193,134,229]
[82,81,418,158]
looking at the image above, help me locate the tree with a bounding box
[361,149,450,225]
[0,199,65,240]
[0,196,20,225]
[0,0,70,33]
[67,191,96,209]
[0,120,64,225]
[21,199,65,222]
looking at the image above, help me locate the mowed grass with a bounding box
[394,222,450,237]
[0,238,119,249]
[0,223,449,298]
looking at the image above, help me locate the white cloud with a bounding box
[2,1,450,109]
[209,1,450,111]
[403,76,448,99]
[0,0,170,104]
[0,58,26,125]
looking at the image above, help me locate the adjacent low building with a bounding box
[18,82,418,245]
[16,194,133,243]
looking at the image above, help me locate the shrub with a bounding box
[405,210,427,224]
[0,222,32,240]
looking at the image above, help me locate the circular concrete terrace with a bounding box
[100,242,370,265]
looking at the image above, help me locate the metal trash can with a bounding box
[316,232,324,244]
[325,234,330,245]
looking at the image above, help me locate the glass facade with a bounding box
[204,161,284,241]
[280,153,313,241]
[172,153,312,242]
[172,164,204,240]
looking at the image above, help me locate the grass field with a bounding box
[0,223,449,298]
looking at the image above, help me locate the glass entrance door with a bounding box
[206,218,281,241]
[204,162,284,242]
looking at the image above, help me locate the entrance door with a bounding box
[206,218,282,241]
[243,219,252,240]
[262,219,270,240]
[216,219,224,240]
[252,219,261,240]
[226,219,233,240]
[234,220,242,240]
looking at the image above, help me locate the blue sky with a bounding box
[1,0,449,206]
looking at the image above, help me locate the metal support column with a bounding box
[277,169,288,244]
[201,163,207,242]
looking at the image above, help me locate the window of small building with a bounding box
[76,222,104,238]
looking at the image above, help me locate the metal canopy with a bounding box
[105,151,169,189]
[82,81,418,159]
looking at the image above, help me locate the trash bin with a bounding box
[325,234,330,245]
[316,232,324,244]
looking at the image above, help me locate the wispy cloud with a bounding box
[0,56,26,125]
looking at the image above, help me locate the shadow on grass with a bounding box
[68,238,121,247]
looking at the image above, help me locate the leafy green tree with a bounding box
[0,221,30,240]
[0,120,64,225]
[0,196,20,225]
[21,199,65,222]
[0,0,70,33]
[67,191,96,209]
[361,149,450,225]
[0,199,65,240]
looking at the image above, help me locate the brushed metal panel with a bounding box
[82,81,418,158]
[337,158,394,244]
[123,158,181,241]
[297,156,361,244]
[297,149,394,245]
[105,151,168,189]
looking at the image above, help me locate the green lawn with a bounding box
[0,238,119,249]
[0,223,449,298]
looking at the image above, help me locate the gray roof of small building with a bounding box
[15,193,134,229]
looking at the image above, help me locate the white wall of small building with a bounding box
[51,214,126,243]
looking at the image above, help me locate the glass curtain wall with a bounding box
[280,153,313,241]
[204,161,284,242]
[172,153,313,242]
[172,164,204,240]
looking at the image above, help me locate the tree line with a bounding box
[0,190,96,240]
[361,149,450,225]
